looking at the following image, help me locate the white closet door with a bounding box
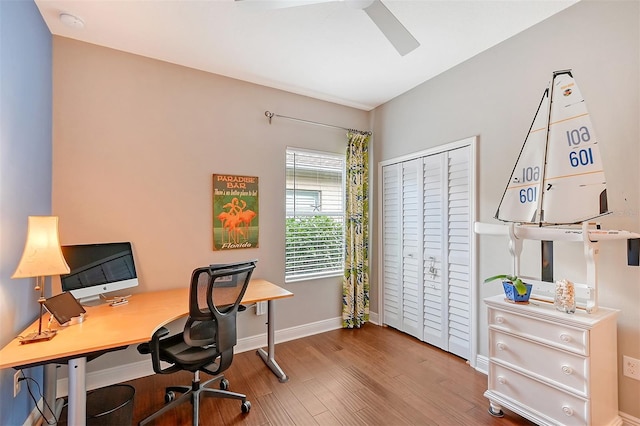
[382,163,402,330]
[422,153,447,349]
[400,159,423,340]
[381,140,474,362]
[446,147,471,360]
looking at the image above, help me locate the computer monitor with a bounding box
[60,242,139,305]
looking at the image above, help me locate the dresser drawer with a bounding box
[488,307,588,355]
[489,363,589,426]
[489,329,588,396]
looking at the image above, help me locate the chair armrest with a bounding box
[137,327,169,354]
[202,348,233,376]
[137,327,181,375]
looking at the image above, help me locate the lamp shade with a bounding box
[12,216,70,278]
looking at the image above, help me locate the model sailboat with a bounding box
[496,70,608,225]
[475,70,640,312]
[482,69,639,242]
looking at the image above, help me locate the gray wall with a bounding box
[371,0,640,418]
[0,1,54,424]
[51,37,369,373]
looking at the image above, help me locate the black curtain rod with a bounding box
[264,111,372,136]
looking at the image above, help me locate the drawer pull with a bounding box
[562,406,574,416]
[497,376,506,385]
[560,333,572,343]
[561,365,573,375]
[495,316,505,324]
[496,342,507,351]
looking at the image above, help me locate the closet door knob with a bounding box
[561,365,573,375]
[562,406,574,416]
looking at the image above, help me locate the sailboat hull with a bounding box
[474,221,640,242]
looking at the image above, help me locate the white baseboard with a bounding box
[56,316,343,397]
[475,354,489,375]
[23,398,42,426]
[621,412,640,426]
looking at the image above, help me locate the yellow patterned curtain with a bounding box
[342,131,370,328]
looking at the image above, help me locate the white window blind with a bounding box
[285,148,345,281]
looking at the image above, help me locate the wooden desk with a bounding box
[0,279,293,425]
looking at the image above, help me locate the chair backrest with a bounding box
[184,260,257,353]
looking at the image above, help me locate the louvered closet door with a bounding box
[446,147,471,360]
[382,163,402,330]
[422,154,447,349]
[400,159,423,340]
[381,143,472,360]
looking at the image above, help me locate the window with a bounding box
[285,189,321,213]
[285,148,345,281]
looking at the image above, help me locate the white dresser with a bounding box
[484,295,622,426]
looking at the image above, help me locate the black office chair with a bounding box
[137,260,257,426]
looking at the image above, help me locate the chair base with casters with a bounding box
[137,368,250,426]
[137,261,257,426]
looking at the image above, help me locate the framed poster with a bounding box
[212,174,259,250]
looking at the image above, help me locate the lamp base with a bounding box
[19,329,57,344]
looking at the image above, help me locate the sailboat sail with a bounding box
[495,88,549,223]
[495,70,608,224]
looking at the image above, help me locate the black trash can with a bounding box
[85,384,135,426]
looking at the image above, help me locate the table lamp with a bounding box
[12,216,70,344]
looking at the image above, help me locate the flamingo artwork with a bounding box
[217,212,230,244]
[215,196,258,249]
[239,209,256,240]
[213,174,259,250]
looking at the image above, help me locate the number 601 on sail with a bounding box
[519,187,537,203]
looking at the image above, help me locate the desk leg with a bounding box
[68,357,87,426]
[44,364,64,425]
[256,299,288,382]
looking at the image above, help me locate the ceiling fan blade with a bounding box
[363,0,420,56]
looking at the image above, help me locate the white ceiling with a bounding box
[35,0,578,111]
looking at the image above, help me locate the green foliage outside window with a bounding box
[285,215,344,277]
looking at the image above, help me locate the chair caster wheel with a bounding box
[241,400,251,413]
[165,391,175,403]
[488,407,504,417]
[220,378,229,390]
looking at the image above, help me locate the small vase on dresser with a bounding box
[484,294,622,426]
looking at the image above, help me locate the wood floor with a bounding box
[119,325,534,426]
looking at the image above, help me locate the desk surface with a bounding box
[0,279,292,370]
